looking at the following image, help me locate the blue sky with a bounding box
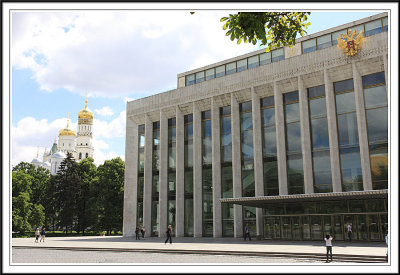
[8,6,386,166]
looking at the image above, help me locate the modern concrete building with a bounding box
[124,13,389,242]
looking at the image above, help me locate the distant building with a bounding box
[124,13,388,242]
[31,96,94,174]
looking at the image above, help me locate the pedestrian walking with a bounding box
[165,225,172,244]
[346,223,352,242]
[135,226,140,240]
[244,224,251,241]
[385,231,389,258]
[324,234,333,262]
[34,227,40,243]
[141,226,146,239]
[40,227,46,242]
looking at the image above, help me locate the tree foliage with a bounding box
[220,12,311,52]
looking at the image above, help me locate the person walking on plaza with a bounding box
[40,227,46,242]
[324,234,333,262]
[34,227,40,243]
[141,226,146,239]
[135,226,140,240]
[244,224,251,241]
[346,223,352,242]
[165,225,172,244]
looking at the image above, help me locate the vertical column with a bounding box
[251,87,264,239]
[159,110,168,236]
[193,102,203,237]
[175,106,185,237]
[298,76,314,194]
[324,69,342,192]
[143,114,153,235]
[352,62,373,191]
[123,117,138,237]
[231,94,243,238]
[211,97,222,238]
[274,82,288,195]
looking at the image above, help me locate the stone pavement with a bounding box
[12,236,388,263]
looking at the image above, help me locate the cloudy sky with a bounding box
[7,4,385,166]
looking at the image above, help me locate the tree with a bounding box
[220,12,311,52]
[97,157,125,235]
[12,193,32,233]
[76,157,98,235]
[29,204,45,229]
[56,153,81,233]
[30,166,50,207]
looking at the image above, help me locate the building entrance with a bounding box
[263,213,387,242]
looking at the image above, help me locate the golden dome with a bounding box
[59,114,76,136]
[78,95,93,119]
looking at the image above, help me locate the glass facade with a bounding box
[220,106,234,236]
[202,111,213,236]
[284,91,304,194]
[132,15,389,242]
[168,118,176,233]
[308,85,333,193]
[240,101,255,197]
[151,121,160,236]
[362,72,388,190]
[184,114,194,236]
[334,79,363,192]
[137,125,145,227]
[261,96,279,196]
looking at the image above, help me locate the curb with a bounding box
[13,246,388,263]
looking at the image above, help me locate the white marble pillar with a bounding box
[231,94,243,238]
[143,114,153,236]
[251,87,264,239]
[123,117,138,237]
[159,110,168,236]
[274,82,288,195]
[298,76,314,194]
[324,69,342,192]
[211,97,222,238]
[352,62,373,191]
[193,102,203,237]
[175,106,185,237]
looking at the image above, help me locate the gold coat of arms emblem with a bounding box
[337,29,364,56]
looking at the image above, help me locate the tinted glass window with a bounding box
[196,71,205,83]
[271,48,284,62]
[186,74,195,86]
[248,56,259,69]
[302,38,316,54]
[206,68,215,81]
[226,62,236,75]
[260,52,271,65]
[365,19,383,36]
[216,65,225,78]
[237,59,247,72]
[317,34,332,50]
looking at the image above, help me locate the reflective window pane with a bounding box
[332,29,348,46]
[260,52,271,65]
[206,68,215,80]
[287,154,304,194]
[216,65,225,78]
[334,79,354,93]
[284,91,299,103]
[262,107,275,126]
[317,34,332,50]
[364,85,387,109]
[226,62,236,75]
[285,103,300,123]
[286,122,302,154]
[311,117,330,149]
[240,112,253,130]
[302,38,316,53]
[312,150,333,193]
[248,56,259,69]
[272,48,284,62]
[309,97,327,118]
[222,166,233,198]
[340,147,363,191]
[336,91,356,114]
[263,160,279,196]
[337,112,359,147]
[369,144,388,190]
[382,17,388,31]
[195,71,205,83]
[186,74,195,86]
[362,71,385,87]
[237,59,247,72]
[366,107,388,144]
[263,126,277,157]
[365,19,382,36]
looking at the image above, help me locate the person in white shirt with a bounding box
[347,223,352,242]
[324,234,333,262]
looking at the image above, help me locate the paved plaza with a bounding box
[12,235,388,263]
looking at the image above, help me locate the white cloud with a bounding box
[11,10,258,98]
[94,106,114,116]
[11,115,125,166]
